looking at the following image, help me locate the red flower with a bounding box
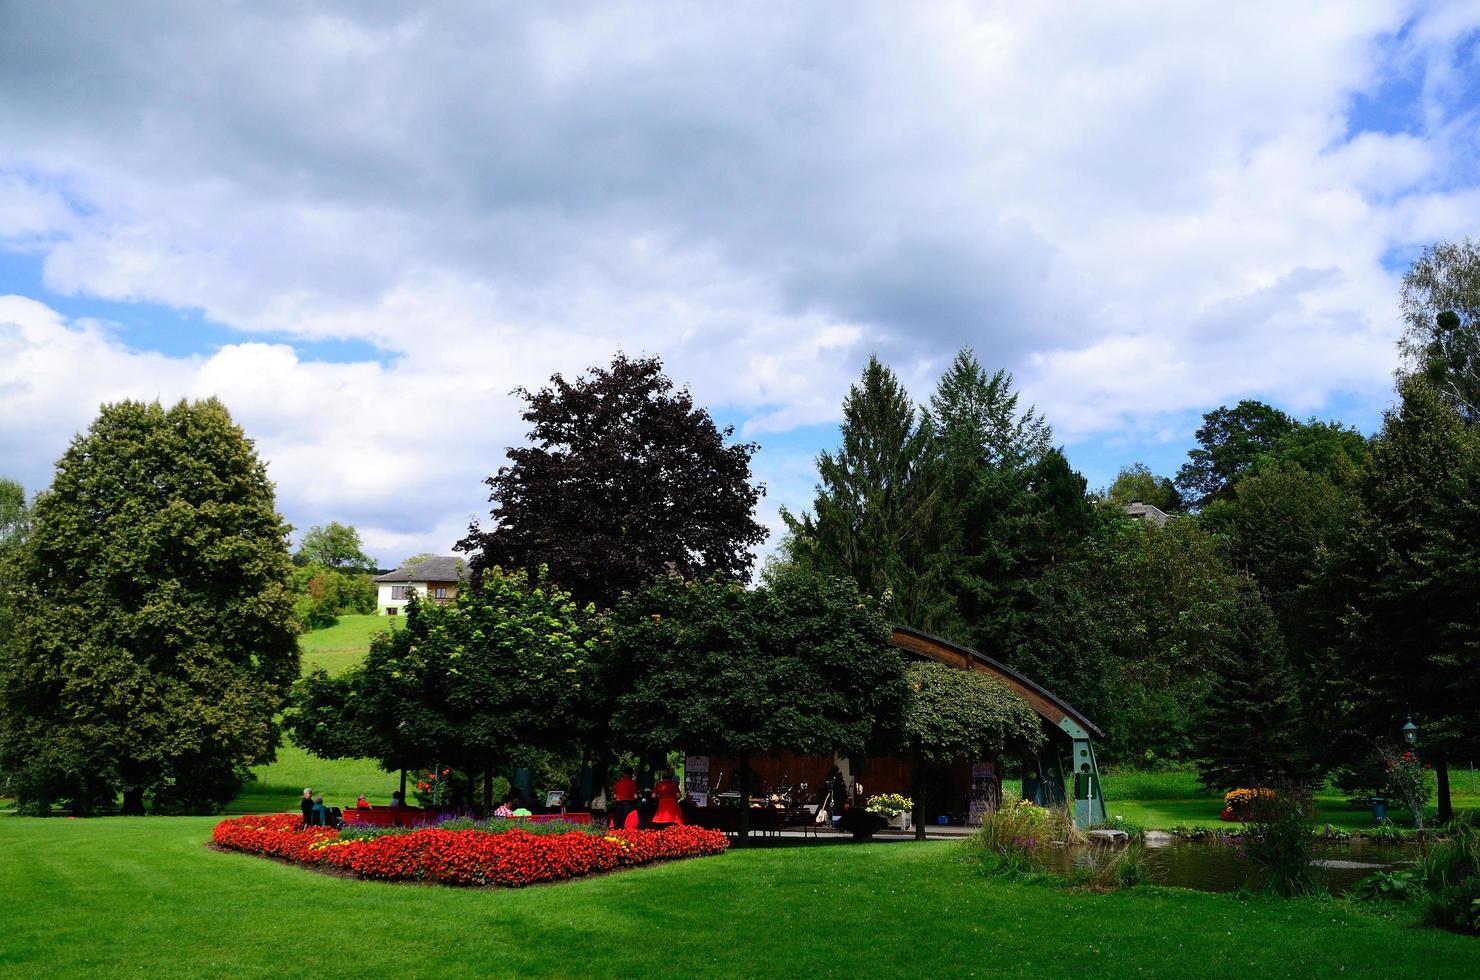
[209,815,727,888]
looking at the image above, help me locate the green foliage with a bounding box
[0,476,26,557]
[782,355,948,631]
[1320,378,1480,820]
[1194,585,1317,791]
[296,521,376,572]
[0,399,298,814]
[1241,791,1322,897]
[929,348,1051,472]
[606,569,907,763]
[969,799,1083,855]
[1353,869,1422,903]
[460,353,766,610]
[292,561,376,630]
[1014,518,1240,764]
[1399,238,1480,424]
[1101,463,1182,513]
[900,661,1044,764]
[289,567,599,787]
[1175,400,1299,508]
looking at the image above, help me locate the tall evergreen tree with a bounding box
[0,400,298,814]
[928,349,1051,471]
[1324,378,1480,822]
[782,356,948,630]
[1195,583,1316,791]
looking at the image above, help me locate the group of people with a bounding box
[608,770,683,830]
[491,791,534,818]
[300,788,384,828]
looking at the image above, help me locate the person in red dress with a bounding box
[611,771,638,830]
[652,771,684,828]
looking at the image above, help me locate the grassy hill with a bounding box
[298,613,396,675]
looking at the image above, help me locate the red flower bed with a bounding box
[212,814,728,887]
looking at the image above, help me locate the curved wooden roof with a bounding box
[891,625,1105,741]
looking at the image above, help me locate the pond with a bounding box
[1026,837,1424,894]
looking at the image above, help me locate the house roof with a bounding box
[372,556,468,584]
[1123,501,1170,527]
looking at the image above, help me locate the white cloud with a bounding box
[2,1,1480,552]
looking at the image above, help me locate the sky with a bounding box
[2,1,1479,567]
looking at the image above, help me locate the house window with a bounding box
[391,586,411,600]
[385,607,398,616]
[435,587,448,599]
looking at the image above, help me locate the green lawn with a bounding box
[1,817,1473,977]
[298,613,396,675]
[1092,770,1480,832]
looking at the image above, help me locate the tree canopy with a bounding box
[1102,463,1182,513]
[1400,238,1480,424]
[290,567,600,803]
[296,521,376,572]
[459,353,766,610]
[1175,400,1299,508]
[606,569,906,834]
[0,399,298,815]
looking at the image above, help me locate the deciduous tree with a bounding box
[1175,400,1298,508]
[606,569,907,840]
[0,399,298,814]
[296,521,376,572]
[459,354,765,609]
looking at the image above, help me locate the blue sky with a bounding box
[2,2,1478,564]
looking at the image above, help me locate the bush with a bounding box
[1241,790,1322,897]
[1353,869,1422,903]
[969,799,1083,855]
[1064,843,1149,891]
[1414,813,1480,934]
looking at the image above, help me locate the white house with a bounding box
[373,556,468,615]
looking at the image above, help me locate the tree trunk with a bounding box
[399,768,407,802]
[912,757,926,840]
[483,768,494,813]
[737,755,751,845]
[120,787,146,816]
[1435,751,1452,825]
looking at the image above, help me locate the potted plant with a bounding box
[866,793,913,831]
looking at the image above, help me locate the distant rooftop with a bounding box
[372,556,468,583]
[1123,501,1170,527]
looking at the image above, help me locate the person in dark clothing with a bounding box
[636,788,658,828]
[825,766,849,829]
[301,788,315,828]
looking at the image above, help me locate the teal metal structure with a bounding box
[892,626,1107,828]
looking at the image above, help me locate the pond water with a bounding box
[1026,837,1423,894]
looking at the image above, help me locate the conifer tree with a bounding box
[782,356,949,630]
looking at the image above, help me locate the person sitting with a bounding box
[355,793,371,809]
[652,771,684,828]
[301,788,315,828]
[389,790,405,808]
[510,791,532,818]
[635,788,658,829]
[311,795,329,826]
[494,796,515,818]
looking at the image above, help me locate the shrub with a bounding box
[969,799,1083,855]
[1240,790,1321,897]
[1065,843,1149,891]
[1353,869,1422,903]
[1413,813,1480,934]
[865,794,912,817]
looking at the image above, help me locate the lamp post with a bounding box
[1404,717,1418,747]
